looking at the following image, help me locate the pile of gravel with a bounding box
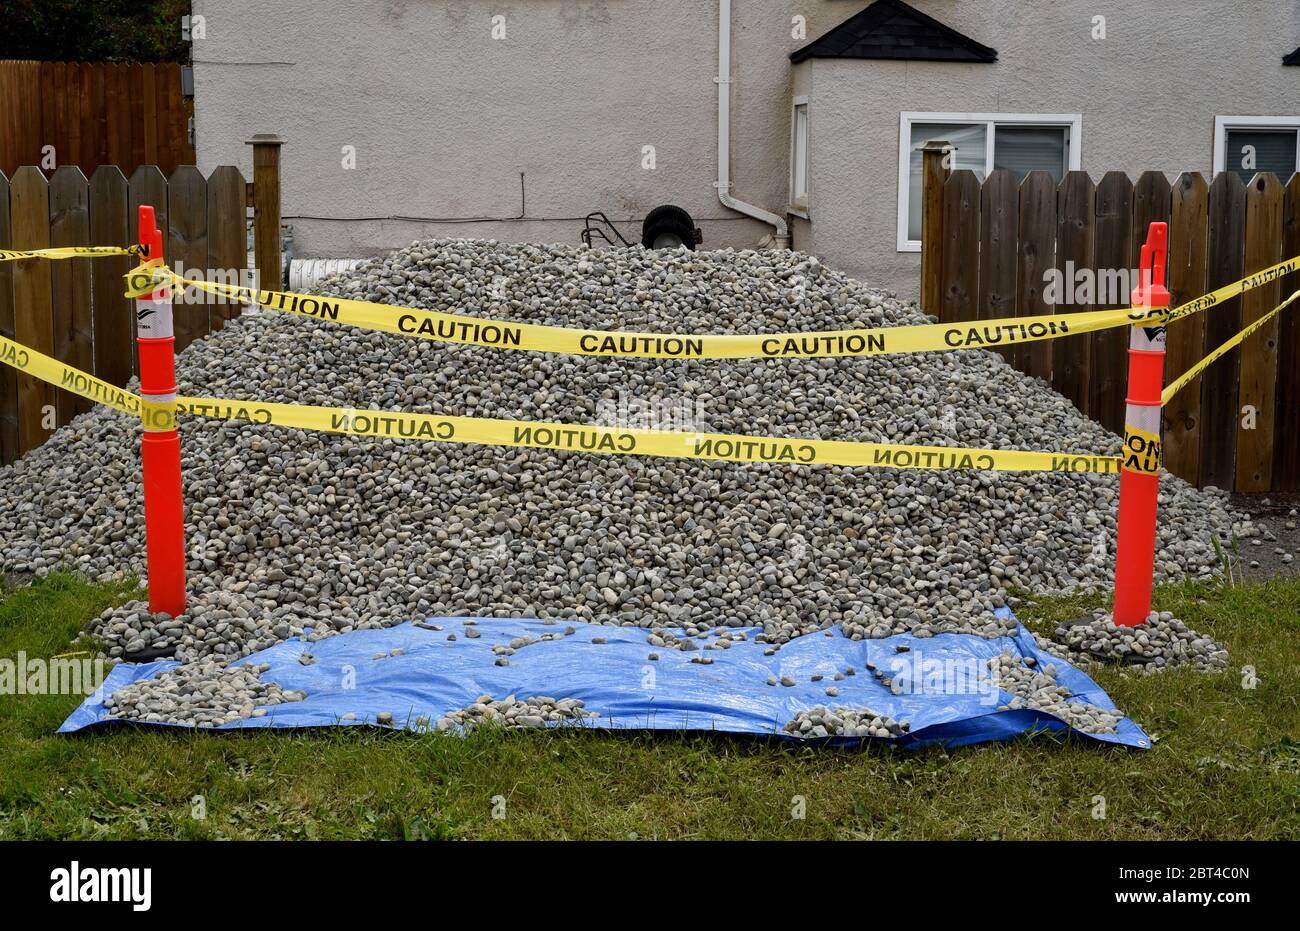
[784,705,907,739]
[986,652,1122,734]
[436,694,596,733]
[1047,610,1229,673]
[103,660,304,727]
[0,240,1252,672]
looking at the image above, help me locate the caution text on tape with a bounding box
[124,253,1300,360]
[175,395,1125,474]
[1121,425,1162,476]
[2,333,1124,475]
[0,335,141,417]
[1162,288,1300,405]
[1,246,142,262]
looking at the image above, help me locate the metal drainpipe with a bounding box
[717,0,790,248]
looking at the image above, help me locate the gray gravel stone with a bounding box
[785,705,904,739]
[436,693,596,734]
[985,650,1124,734]
[103,659,303,727]
[0,239,1252,717]
[1041,609,1229,674]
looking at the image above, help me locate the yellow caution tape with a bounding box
[1,333,1123,474]
[1121,425,1162,476]
[124,253,1300,359]
[1159,259,1300,326]
[1,245,142,262]
[1162,288,1300,405]
[0,334,142,417]
[123,258,166,296]
[173,395,1123,474]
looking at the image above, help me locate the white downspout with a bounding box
[717,0,790,248]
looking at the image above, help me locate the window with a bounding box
[1214,116,1300,184]
[790,98,809,211]
[897,112,1082,252]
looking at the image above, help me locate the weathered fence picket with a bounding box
[921,149,1300,493]
[978,169,1016,365]
[1201,172,1246,491]
[0,164,250,465]
[1051,171,1095,412]
[1016,171,1055,382]
[1164,172,1209,486]
[1238,174,1284,493]
[1278,176,1300,492]
[0,173,16,463]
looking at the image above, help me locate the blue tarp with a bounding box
[61,607,1149,749]
[61,609,1148,749]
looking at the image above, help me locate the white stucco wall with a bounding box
[191,1,846,260]
[804,1,1300,297]
[193,1,1300,298]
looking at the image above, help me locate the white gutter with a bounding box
[717,0,790,247]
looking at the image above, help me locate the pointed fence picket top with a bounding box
[978,169,1017,365]
[168,165,209,353]
[50,165,93,422]
[10,166,55,452]
[1051,171,1096,412]
[0,163,252,465]
[1016,171,1056,381]
[206,166,249,328]
[1090,171,1133,436]
[90,165,134,389]
[128,165,168,379]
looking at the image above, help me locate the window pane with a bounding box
[1224,129,1297,183]
[793,105,808,200]
[993,125,1067,184]
[908,122,987,240]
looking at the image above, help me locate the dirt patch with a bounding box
[1232,492,1300,581]
[1,570,35,592]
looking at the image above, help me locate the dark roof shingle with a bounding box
[1285,46,1300,65]
[790,0,997,64]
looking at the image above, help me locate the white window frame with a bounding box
[896,111,1083,253]
[789,96,810,218]
[1212,115,1300,177]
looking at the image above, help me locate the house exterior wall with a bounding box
[193,1,1300,299]
[805,1,1300,298]
[191,0,845,261]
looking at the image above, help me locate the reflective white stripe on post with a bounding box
[135,296,174,340]
[1124,401,1162,436]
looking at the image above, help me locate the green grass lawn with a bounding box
[0,572,1296,840]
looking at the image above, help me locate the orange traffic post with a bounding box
[1112,222,1170,627]
[136,206,187,617]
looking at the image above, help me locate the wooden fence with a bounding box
[0,164,248,465]
[0,61,195,178]
[921,156,1300,494]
